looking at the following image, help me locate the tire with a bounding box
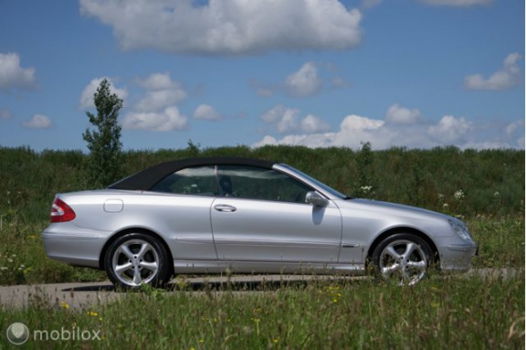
[371,233,433,285]
[104,232,173,289]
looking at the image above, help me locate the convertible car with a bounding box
[42,157,477,288]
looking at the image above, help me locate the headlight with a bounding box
[448,219,472,241]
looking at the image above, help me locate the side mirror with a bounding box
[305,191,328,207]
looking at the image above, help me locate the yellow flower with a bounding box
[272,337,280,343]
[87,311,99,317]
[198,339,205,343]
[59,301,70,309]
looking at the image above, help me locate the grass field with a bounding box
[0,145,524,349]
[0,276,524,349]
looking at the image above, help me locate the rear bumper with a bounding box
[42,227,109,269]
[440,242,478,272]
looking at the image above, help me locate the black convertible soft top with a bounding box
[108,157,275,191]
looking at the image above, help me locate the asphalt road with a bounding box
[0,268,521,310]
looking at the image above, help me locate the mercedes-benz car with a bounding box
[42,157,477,288]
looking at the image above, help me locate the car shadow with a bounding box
[62,276,365,293]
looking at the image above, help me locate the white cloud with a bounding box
[79,77,128,108]
[137,72,177,90]
[254,109,518,150]
[193,104,222,121]
[261,105,300,133]
[253,61,348,97]
[122,106,187,131]
[300,114,331,133]
[285,62,322,97]
[23,114,51,129]
[340,114,384,132]
[464,53,522,90]
[135,73,187,112]
[505,120,524,136]
[261,105,330,134]
[385,104,422,124]
[417,0,491,6]
[0,108,12,119]
[80,0,362,55]
[122,73,188,131]
[136,89,186,112]
[428,115,472,143]
[0,53,36,91]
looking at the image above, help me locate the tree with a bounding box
[355,141,375,197]
[83,79,123,187]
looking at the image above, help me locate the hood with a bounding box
[338,198,453,222]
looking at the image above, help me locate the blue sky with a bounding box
[0,0,523,151]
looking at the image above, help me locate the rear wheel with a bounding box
[104,233,172,289]
[371,233,432,285]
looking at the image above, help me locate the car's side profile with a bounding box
[42,157,477,288]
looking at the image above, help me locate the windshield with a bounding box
[278,164,349,199]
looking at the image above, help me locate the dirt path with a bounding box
[0,269,521,310]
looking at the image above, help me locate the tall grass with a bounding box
[0,276,523,349]
[0,145,524,222]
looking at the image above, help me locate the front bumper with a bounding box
[42,226,109,268]
[440,241,478,272]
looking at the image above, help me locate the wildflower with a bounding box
[59,301,70,309]
[7,258,13,263]
[198,339,205,343]
[0,267,7,271]
[272,337,280,343]
[360,185,372,193]
[493,191,500,197]
[443,203,449,208]
[87,311,99,317]
[438,193,444,200]
[454,189,465,200]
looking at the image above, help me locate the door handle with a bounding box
[214,204,237,212]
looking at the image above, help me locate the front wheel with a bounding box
[104,233,173,289]
[371,233,433,285]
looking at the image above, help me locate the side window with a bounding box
[217,165,312,203]
[150,166,218,196]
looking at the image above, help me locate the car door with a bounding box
[148,165,218,260]
[210,165,342,263]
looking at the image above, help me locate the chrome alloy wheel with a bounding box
[111,239,159,287]
[379,239,428,285]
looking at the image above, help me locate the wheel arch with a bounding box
[99,227,174,272]
[366,226,440,266]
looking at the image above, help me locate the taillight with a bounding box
[50,198,76,222]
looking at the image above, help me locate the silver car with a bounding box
[42,157,477,288]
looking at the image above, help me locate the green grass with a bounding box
[1,146,524,221]
[0,276,523,349]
